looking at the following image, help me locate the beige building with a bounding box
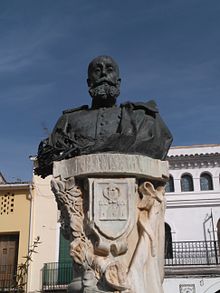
[0,170,60,293]
[0,174,32,290]
[28,173,60,293]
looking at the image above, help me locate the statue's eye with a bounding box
[107,66,113,72]
[95,68,101,74]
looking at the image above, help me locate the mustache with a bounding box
[92,77,117,87]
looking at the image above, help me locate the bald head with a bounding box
[88,56,120,84]
[87,56,121,108]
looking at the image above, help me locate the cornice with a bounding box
[166,197,220,208]
[165,265,220,277]
[167,153,220,170]
[0,183,31,190]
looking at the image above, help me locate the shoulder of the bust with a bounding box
[62,105,89,114]
[120,100,158,112]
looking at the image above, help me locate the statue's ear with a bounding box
[117,78,121,85]
[87,78,91,87]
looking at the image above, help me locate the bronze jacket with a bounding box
[36,100,172,177]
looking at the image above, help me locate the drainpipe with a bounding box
[27,183,34,292]
[211,209,218,264]
[203,213,212,265]
[203,213,211,241]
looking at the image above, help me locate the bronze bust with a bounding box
[36,56,172,177]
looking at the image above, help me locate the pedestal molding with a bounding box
[53,153,169,181]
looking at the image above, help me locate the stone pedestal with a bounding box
[51,153,169,293]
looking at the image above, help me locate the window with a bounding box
[57,228,72,284]
[0,234,19,288]
[165,175,174,193]
[165,223,173,259]
[0,193,15,215]
[58,229,72,264]
[200,173,213,191]
[181,174,194,192]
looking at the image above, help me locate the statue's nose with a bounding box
[101,67,107,77]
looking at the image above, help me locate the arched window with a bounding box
[165,175,175,193]
[165,223,173,259]
[200,173,213,191]
[181,174,194,192]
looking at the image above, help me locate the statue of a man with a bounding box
[36,56,172,177]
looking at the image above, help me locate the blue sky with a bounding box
[1,0,220,182]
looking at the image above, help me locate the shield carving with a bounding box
[89,178,136,240]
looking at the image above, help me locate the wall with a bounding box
[166,145,220,242]
[164,145,220,293]
[0,185,31,265]
[164,277,220,293]
[28,175,60,293]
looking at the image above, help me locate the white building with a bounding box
[164,144,220,293]
[26,144,220,293]
[28,174,60,293]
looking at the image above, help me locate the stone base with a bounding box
[52,154,168,293]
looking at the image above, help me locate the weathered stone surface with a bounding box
[53,153,169,180]
[52,154,168,293]
[88,178,137,257]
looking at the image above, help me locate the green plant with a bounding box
[13,236,41,292]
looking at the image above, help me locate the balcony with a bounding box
[42,262,72,292]
[165,240,220,276]
[42,241,220,291]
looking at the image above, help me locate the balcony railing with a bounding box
[42,241,220,290]
[42,262,72,291]
[165,240,220,266]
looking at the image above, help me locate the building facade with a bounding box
[13,144,220,293]
[0,177,32,290]
[28,173,60,293]
[164,144,220,293]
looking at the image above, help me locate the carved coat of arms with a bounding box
[88,178,137,241]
